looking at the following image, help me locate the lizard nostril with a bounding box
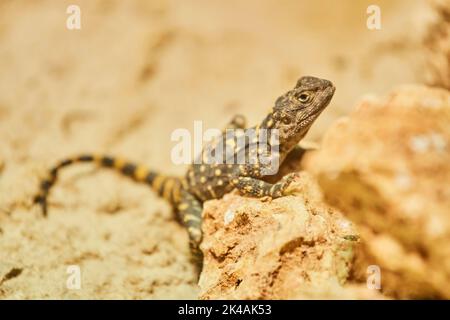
[321,79,333,89]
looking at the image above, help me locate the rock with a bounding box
[424,0,450,90]
[305,85,450,298]
[198,172,380,299]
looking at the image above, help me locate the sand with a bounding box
[0,0,435,299]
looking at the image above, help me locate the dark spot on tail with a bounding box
[121,163,136,177]
[59,159,74,167]
[33,194,48,217]
[33,194,43,204]
[145,172,157,184]
[101,156,114,167]
[40,179,53,191]
[0,267,23,285]
[78,155,94,162]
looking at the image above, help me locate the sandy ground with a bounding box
[0,0,435,299]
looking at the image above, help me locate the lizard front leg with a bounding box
[230,173,299,198]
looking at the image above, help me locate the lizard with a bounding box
[33,76,335,269]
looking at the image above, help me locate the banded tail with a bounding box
[34,154,182,216]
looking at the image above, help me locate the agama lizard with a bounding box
[34,76,335,268]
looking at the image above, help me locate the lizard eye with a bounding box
[296,92,312,103]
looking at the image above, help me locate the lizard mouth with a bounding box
[310,85,335,115]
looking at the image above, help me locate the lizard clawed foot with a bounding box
[280,172,301,196]
[266,172,300,199]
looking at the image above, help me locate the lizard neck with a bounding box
[259,110,311,161]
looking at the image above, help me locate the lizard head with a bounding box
[268,76,335,154]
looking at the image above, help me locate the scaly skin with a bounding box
[34,76,335,269]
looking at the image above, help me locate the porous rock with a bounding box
[305,85,450,298]
[198,172,378,299]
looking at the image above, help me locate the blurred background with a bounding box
[0,0,435,169]
[0,0,447,299]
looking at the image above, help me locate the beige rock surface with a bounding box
[198,172,382,299]
[305,85,450,298]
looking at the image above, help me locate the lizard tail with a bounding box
[34,154,182,216]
